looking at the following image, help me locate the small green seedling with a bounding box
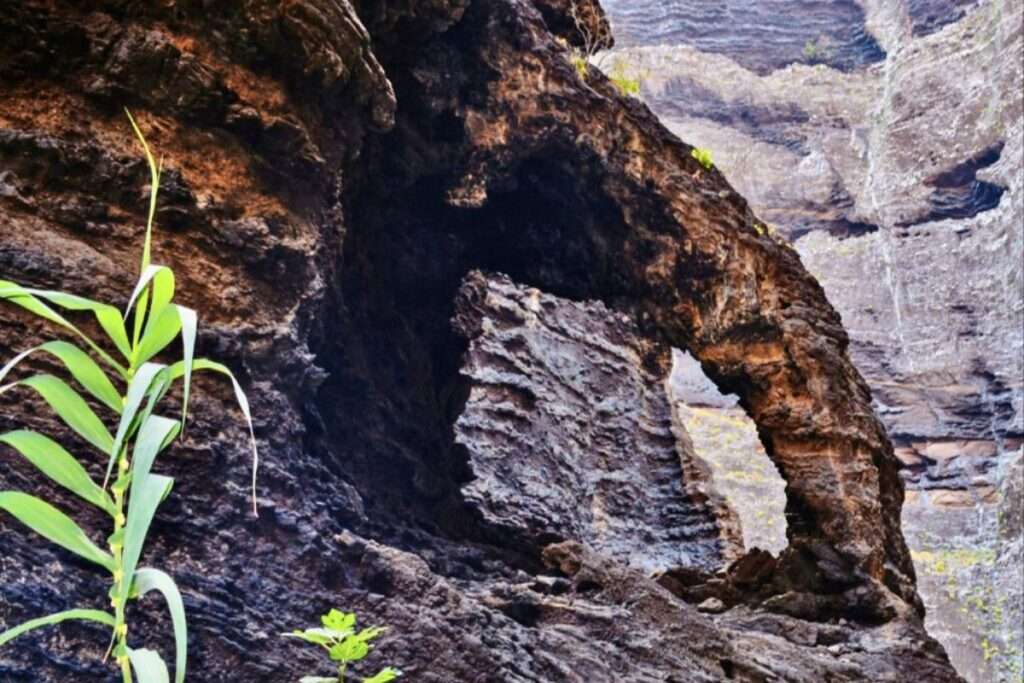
[691,147,714,171]
[0,111,258,682]
[285,609,401,683]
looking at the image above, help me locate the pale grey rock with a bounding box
[452,272,744,574]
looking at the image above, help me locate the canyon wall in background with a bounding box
[599,1,1023,679]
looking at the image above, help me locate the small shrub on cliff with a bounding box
[285,608,401,683]
[569,50,590,80]
[0,111,258,683]
[607,60,642,97]
[691,147,715,170]
[803,35,835,64]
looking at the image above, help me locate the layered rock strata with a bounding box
[598,0,1023,678]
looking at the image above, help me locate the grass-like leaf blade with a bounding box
[131,416,179,489]
[161,358,258,514]
[0,492,115,571]
[0,282,129,374]
[0,608,115,647]
[133,567,187,683]
[125,265,175,323]
[105,363,166,488]
[0,341,122,413]
[176,306,197,433]
[127,647,170,683]
[0,430,115,514]
[125,108,160,276]
[118,474,174,605]
[1,374,114,454]
[135,306,182,366]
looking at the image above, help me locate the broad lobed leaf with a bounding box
[330,637,369,663]
[322,609,357,633]
[363,667,402,683]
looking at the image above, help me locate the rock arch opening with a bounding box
[669,349,788,555]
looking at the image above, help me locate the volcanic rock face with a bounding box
[598,0,1023,679]
[453,272,743,573]
[0,0,963,681]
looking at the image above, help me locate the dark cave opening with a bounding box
[310,129,808,594]
[309,147,652,582]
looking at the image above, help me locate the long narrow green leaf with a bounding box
[25,290,133,363]
[0,492,115,571]
[0,374,114,454]
[0,341,122,413]
[127,647,170,683]
[0,282,129,374]
[176,306,196,433]
[159,358,258,515]
[133,568,187,683]
[0,430,114,515]
[105,363,166,488]
[135,306,182,366]
[125,108,160,276]
[119,474,173,605]
[0,608,115,647]
[131,416,179,490]
[125,265,175,322]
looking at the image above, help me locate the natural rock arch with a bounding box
[357,0,917,616]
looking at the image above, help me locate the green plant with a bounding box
[0,111,258,682]
[285,608,401,683]
[802,35,834,63]
[570,51,590,80]
[607,60,641,96]
[691,147,714,170]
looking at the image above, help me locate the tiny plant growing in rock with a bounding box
[285,608,401,683]
[691,147,715,171]
[0,111,258,682]
[802,35,834,64]
[607,60,642,97]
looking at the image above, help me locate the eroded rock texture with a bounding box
[598,0,1023,679]
[0,0,963,681]
[453,272,742,573]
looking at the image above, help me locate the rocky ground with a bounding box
[598,0,1023,679]
[0,1,977,681]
